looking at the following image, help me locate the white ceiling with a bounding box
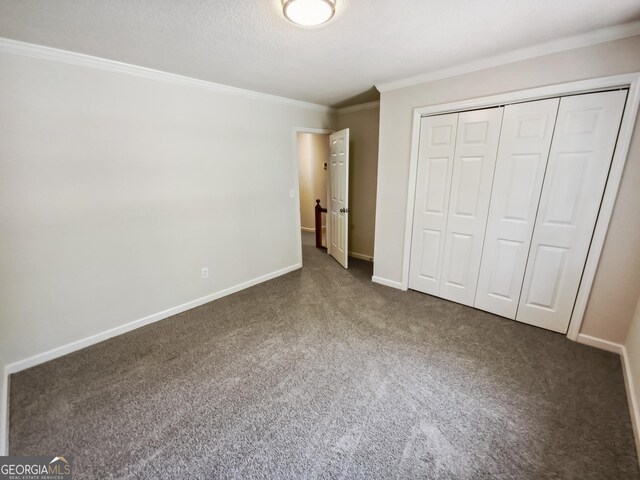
[1,0,639,107]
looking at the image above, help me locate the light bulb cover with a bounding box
[283,0,336,27]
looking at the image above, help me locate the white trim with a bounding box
[576,333,623,354]
[3,263,300,376]
[349,251,373,261]
[337,101,380,115]
[376,21,640,92]
[0,37,334,113]
[0,369,7,455]
[301,227,316,233]
[576,333,640,459]
[622,345,640,463]
[400,73,640,342]
[401,107,424,291]
[372,275,404,290]
[293,128,333,135]
[292,127,332,267]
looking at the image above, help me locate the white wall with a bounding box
[336,105,380,259]
[0,50,333,389]
[0,349,6,455]
[373,35,640,343]
[625,296,640,460]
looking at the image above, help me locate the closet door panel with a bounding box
[439,107,504,306]
[474,98,560,318]
[408,113,458,295]
[516,90,627,333]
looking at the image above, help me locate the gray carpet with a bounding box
[9,233,639,479]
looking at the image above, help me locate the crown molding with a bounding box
[376,21,640,93]
[336,101,380,115]
[0,37,335,113]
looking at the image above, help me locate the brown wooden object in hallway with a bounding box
[315,199,327,250]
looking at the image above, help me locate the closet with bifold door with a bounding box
[408,89,628,334]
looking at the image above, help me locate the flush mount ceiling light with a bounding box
[282,0,336,27]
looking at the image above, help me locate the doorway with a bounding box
[294,127,352,269]
[293,128,331,267]
[297,131,329,247]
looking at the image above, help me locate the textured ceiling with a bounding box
[1,0,639,107]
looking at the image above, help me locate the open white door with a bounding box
[327,128,349,268]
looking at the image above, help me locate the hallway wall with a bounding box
[297,132,328,231]
[336,103,380,259]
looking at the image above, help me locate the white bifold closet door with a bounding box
[516,90,627,333]
[408,113,458,295]
[438,108,503,306]
[474,98,560,318]
[408,90,626,334]
[409,108,503,302]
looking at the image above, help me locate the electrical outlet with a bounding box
[201,267,209,279]
[289,188,295,198]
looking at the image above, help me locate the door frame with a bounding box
[292,127,332,266]
[400,72,640,341]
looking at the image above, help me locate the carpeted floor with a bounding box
[9,233,640,479]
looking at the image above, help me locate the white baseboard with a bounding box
[622,345,640,463]
[0,262,301,454]
[0,370,7,455]
[576,333,639,461]
[371,275,404,290]
[4,263,301,376]
[301,227,315,233]
[2,274,636,461]
[349,251,373,261]
[576,333,624,354]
